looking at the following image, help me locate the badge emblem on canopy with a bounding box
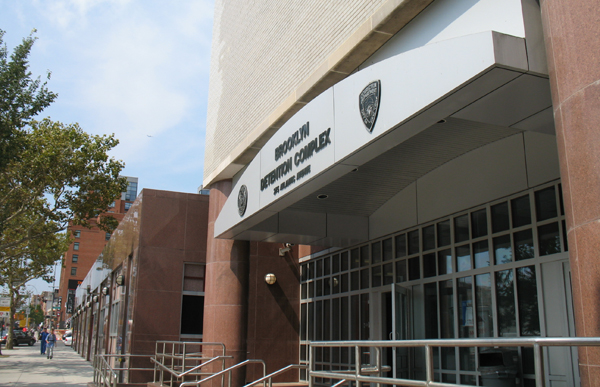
[359,80,381,133]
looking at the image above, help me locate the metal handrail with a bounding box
[151,355,233,378]
[93,354,119,387]
[309,338,600,387]
[180,359,267,387]
[93,353,155,387]
[244,363,306,387]
[330,379,348,387]
[153,341,229,386]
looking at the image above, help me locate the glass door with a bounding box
[371,284,410,379]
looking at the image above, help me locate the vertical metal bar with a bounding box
[534,343,545,387]
[153,342,157,383]
[113,360,118,387]
[171,342,176,386]
[425,345,434,384]
[308,344,315,387]
[182,342,187,384]
[375,346,381,387]
[355,345,362,387]
[263,361,267,387]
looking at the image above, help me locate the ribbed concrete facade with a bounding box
[204,0,433,186]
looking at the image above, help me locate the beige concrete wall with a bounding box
[204,0,432,186]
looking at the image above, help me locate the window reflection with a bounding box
[514,229,534,261]
[437,220,451,247]
[535,186,557,222]
[494,235,512,265]
[491,202,510,233]
[476,274,494,337]
[371,265,382,287]
[408,257,420,280]
[511,195,531,227]
[454,215,469,243]
[424,283,438,339]
[408,230,420,255]
[423,225,435,251]
[538,222,561,256]
[438,249,452,275]
[439,280,454,338]
[495,270,516,337]
[473,240,490,268]
[517,266,540,336]
[471,209,487,238]
[424,253,436,278]
[382,238,393,261]
[395,234,406,258]
[396,260,407,282]
[456,245,471,272]
[372,242,382,264]
[458,277,474,338]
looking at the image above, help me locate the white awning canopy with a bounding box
[215,31,553,247]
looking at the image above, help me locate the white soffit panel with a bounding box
[214,31,532,240]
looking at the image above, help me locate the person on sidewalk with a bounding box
[46,329,57,359]
[40,328,48,355]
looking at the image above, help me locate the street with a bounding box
[0,340,94,386]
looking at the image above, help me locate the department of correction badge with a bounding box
[359,80,381,133]
[238,185,248,217]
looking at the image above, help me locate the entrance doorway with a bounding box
[371,284,410,378]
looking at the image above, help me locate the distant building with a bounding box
[57,176,138,328]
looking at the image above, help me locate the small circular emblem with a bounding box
[238,185,248,217]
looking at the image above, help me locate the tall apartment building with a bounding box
[56,176,138,328]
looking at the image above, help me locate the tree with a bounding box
[29,304,45,326]
[0,119,127,261]
[0,30,127,348]
[0,29,57,171]
[1,218,69,349]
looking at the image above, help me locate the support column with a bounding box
[540,1,600,385]
[203,180,249,386]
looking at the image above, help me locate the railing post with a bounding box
[425,345,433,385]
[355,345,361,387]
[534,342,545,387]
[113,359,118,387]
[309,344,315,387]
[375,346,382,387]
[183,342,187,384]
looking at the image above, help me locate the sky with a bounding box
[0,0,215,294]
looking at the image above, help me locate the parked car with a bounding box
[0,330,36,346]
[63,330,72,346]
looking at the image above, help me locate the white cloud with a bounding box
[32,0,133,30]
[1,0,213,192]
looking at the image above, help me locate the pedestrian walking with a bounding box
[46,328,57,359]
[40,328,48,355]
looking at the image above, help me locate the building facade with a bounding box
[70,189,209,383]
[57,177,138,328]
[203,1,600,386]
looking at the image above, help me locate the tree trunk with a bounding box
[5,299,15,350]
[4,285,20,350]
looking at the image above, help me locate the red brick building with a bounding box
[56,176,138,328]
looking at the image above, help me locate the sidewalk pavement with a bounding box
[0,341,94,386]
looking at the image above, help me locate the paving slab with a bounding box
[0,341,94,386]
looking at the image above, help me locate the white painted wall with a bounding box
[363,0,546,74]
